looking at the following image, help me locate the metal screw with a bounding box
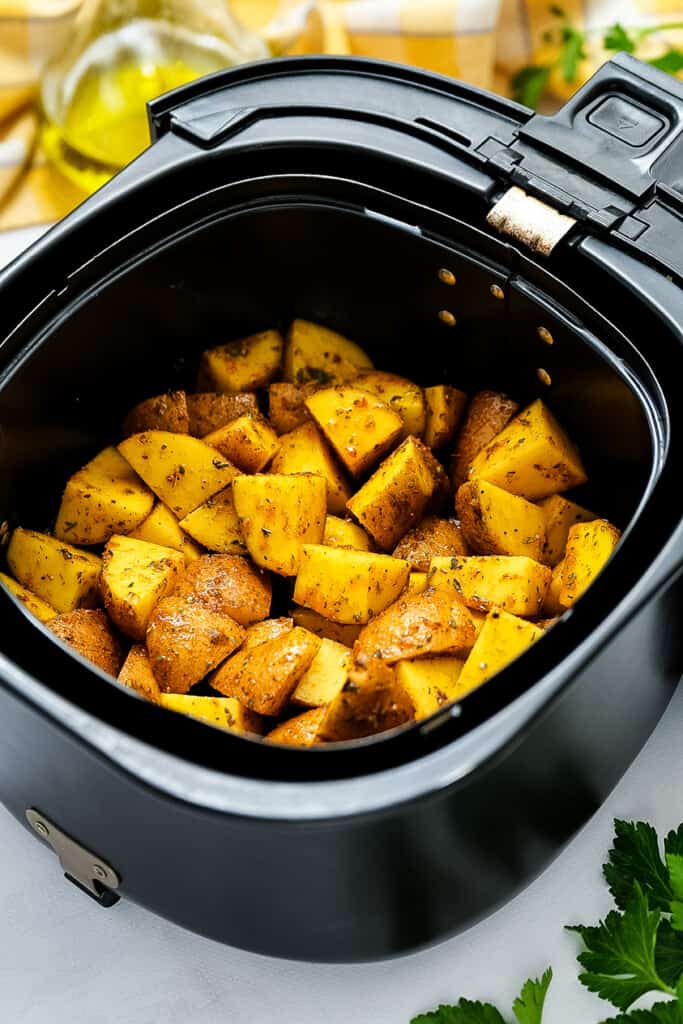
[490,284,505,300]
[34,821,49,837]
[438,268,456,285]
[438,309,457,326]
[93,864,107,881]
[538,326,554,346]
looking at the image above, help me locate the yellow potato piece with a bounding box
[267,707,327,746]
[129,502,202,563]
[320,661,413,741]
[393,515,469,571]
[305,386,403,478]
[353,589,475,665]
[204,413,280,474]
[0,571,57,622]
[353,371,426,438]
[543,559,566,616]
[429,555,551,617]
[559,518,621,607]
[55,446,154,545]
[458,609,545,692]
[159,694,263,735]
[407,572,428,594]
[456,480,546,561]
[292,637,352,707]
[270,421,351,515]
[423,385,467,449]
[7,528,101,614]
[122,390,189,437]
[538,495,596,566]
[198,330,283,393]
[118,430,240,519]
[290,606,362,647]
[187,391,258,437]
[118,644,162,703]
[395,656,466,719]
[48,609,124,676]
[178,485,246,555]
[267,382,316,435]
[101,535,184,640]
[243,617,293,649]
[451,389,519,489]
[284,319,372,385]
[322,515,371,551]
[294,544,411,625]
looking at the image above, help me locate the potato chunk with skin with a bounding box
[353,589,475,666]
[267,707,327,746]
[543,559,566,616]
[395,656,467,719]
[55,446,154,545]
[172,553,271,627]
[320,662,413,741]
[118,431,240,519]
[458,608,545,692]
[178,485,246,555]
[292,638,352,707]
[243,617,293,649]
[294,545,411,625]
[122,390,189,437]
[101,535,184,640]
[271,422,351,515]
[0,572,57,622]
[118,644,161,703]
[211,627,321,715]
[160,694,263,735]
[284,319,373,386]
[204,413,280,474]
[7,528,101,613]
[559,519,621,607]
[469,399,587,500]
[429,555,551,617]
[147,594,245,694]
[198,330,283,393]
[322,515,371,551]
[305,386,403,478]
[290,606,362,647]
[187,392,258,437]
[233,473,326,576]
[423,385,467,449]
[538,495,596,566]
[393,515,468,571]
[49,609,123,677]
[456,480,546,561]
[268,382,316,434]
[451,390,519,488]
[353,371,426,439]
[346,436,438,551]
[129,502,202,564]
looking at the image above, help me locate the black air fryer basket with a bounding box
[0,54,682,961]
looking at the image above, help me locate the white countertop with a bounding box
[0,225,681,1024]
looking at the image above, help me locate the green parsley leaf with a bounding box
[603,23,637,52]
[558,26,587,83]
[567,882,675,1010]
[667,853,683,930]
[512,969,552,1024]
[605,821,674,913]
[411,1001,507,1024]
[655,919,683,986]
[649,49,683,74]
[597,1001,683,1023]
[666,826,683,860]
[511,65,551,108]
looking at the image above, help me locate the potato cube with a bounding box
[559,519,621,606]
[204,413,280,474]
[173,553,271,627]
[159,694,263,735]
[320,662,413,741]
[322,515,371,551]
[294,545,410,625]
[243,617,293,649]
[470,399,587,500]
[393,515,468,571]
[147,594,245,693]
[187,392,258,437]
[178,485,246,555]
[122,390,189,437]
[395,657,466,718]
[407,572,428,595]
[198,329,283,392]
[233,473,326,576]
[451,390,519,489]
[7,528,101,613]
[118,644,161,702]
[429,555,551,617]
[538,495,597,566]
[284,319,372,385]
[268,382,317,434]
[101,535,184,640]
[290,606,362,647]
[543,559,566,616]
[353,589,475,666]
[458,608,545,692]
[353,371,426,438]
[456,480,546,561]
[305,386,403,478]
[48,609,124,677]
[211,626,321,715]
[423,385,467,449]
[292,638,352,707]
[270,421,351,515]
[129,502,202,563]
[0,572,57,622]
[118,430,240,519]
[267,707,327,746]
[55,446,154,545]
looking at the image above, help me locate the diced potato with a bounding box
[322,515,371,551]
[353,589,475,666]
[293,545,411,625]
[122,390,189,437]
[118,430,240,519]
[118,644,161,702]
[559,519,621,606]
[243,617,293,649]
[421,443,451,513]
[159,694,263,735]
[284,319,373,386]
[423,385,467,449]
[429,555,551,617]
[270,422,351,515]
[267,382,317,434]
[292,638,352,707]
[346,436,439,550]
[469,399,587,500]
[456,480,546,561]
[395,657,467,719]
[353,371,426,438]
[267,707,327,746]
[172,553,271,627]
[538,495,597,566]
[543,559,566,616]
[198,329,283,393]
[0,572,57,622]
[187,392,258,437]
[7,528,101,613]
[129,502,202,564]
[290,606,362,647]
[211,626,321,715]
[407,572,428,595]
[101,535,184,640]
[458,609,545,692]
[48,609,123,676]
[232,473,326,576]
[55,446,154,546]
[204,413,280,474]
[178,485,246,555]
[305,386,403,478]
[320,662,413,741]
[451,390,519,488]
[147,594,245,693]
[393,515,468,571]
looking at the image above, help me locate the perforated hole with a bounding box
[438,268,456,286]
[438,310,457,326]
[537,367,552,386]
[538,326,554,346]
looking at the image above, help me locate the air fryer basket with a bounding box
[0,54,681,959]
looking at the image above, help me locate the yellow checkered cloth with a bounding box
[1,0,682,230]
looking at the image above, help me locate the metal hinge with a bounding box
[26,808,121,907]
[486,186,576,257]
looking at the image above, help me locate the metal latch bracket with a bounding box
[26,808,120,907]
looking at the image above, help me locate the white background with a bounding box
[0,225,681,1024]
